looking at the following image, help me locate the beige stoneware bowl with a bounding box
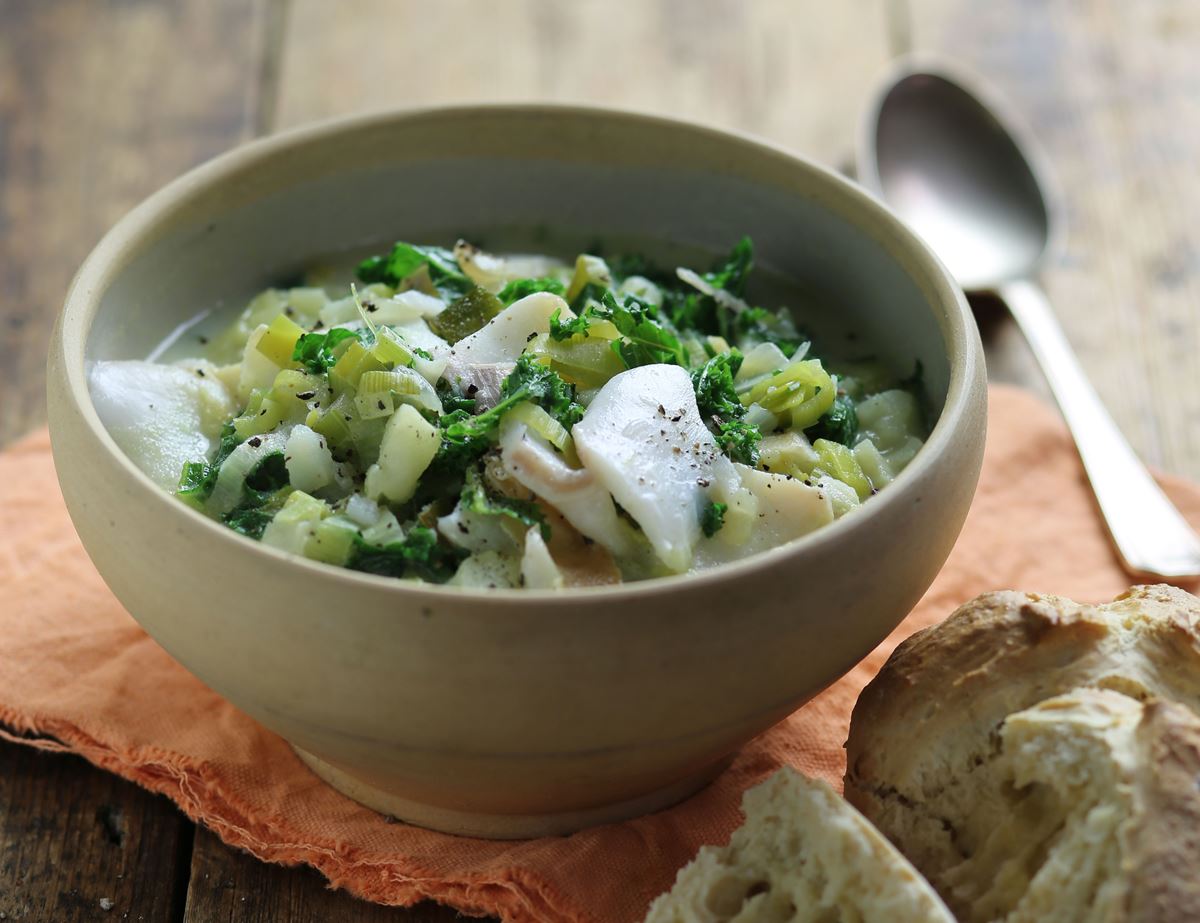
[48,105,986,838]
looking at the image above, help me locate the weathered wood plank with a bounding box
[183,828,466,923]
[0,0,271,448]
[906,0,1200,479]
[274,0,891,166]
[0,740,192,921]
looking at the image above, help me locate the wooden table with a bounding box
[2,1,1197,919]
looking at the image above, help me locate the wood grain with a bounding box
[0,0,271,448]
[0,741,191,921]
[183,828,464,923]
[907,0,1200,479]
[274,0,891,166]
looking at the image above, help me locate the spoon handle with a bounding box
[999,278,1200,580]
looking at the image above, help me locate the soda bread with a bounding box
[643,768,954,923]
[845,585,1200,922]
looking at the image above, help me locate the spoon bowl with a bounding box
[859,58,1200,581]
[864,70,1052,289]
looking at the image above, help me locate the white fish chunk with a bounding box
[443,292,568,368]
[499,420,637,559]
[692,464,834,570]
[442,361,515,411]
[521,527,564,590]
[89,359,235,491]
[572,364,723,573]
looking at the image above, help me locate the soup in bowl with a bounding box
[48,105,986,837]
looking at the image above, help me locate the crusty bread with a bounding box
[845,585,1200,922]
[643,768,954,923]
[954,688,1200,922]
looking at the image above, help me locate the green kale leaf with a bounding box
[431,354,585,483]
[702,235,754,298]
[548,307,591,341]
[176,422,242,506]
[216,452,292,540]
[347,526,467,583]
[292,327,359,374]
[222,485,292,539]
[460,468,549,539]
[435,379,478,414]
[498,277,566,305]
[356,242,473,300]
[691,350,745,420]
[661,237,757,340]
[690,351,761,465]
[806,394,859,447]
[700,500,728,538]
[609,252,666,282]
[595,292,687,369]
[714,419,761,466]
[496,353,585,429]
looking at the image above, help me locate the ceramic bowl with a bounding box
[47,105,986,838]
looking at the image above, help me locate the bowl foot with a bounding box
[291,746,732,839]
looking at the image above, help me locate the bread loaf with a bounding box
[845,585,1200,922]
[643,768,954,923]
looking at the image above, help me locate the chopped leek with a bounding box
[157,236,928,588]
[813,438,872,500]
[741,358,835,428]
[354,368,442,419]
[256,314,305,367]
[329,340,385,396]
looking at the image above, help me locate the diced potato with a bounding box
[256,314,305,367]
[239,324,282,400]
[885,435,925,473]
[261,490,329,555]
[285,424,337,494]
[759,431,820,477]
[364,404,441,504]
[284,286,330,324]
[853,438,894,489]
[856,389,922,451]
[306,516,358,565]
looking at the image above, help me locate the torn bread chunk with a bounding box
[643,768,954,923]
[846,584,1200,923]
[935,688,1200,923]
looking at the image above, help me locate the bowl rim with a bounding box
[54,101,983,603]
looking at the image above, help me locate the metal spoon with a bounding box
[858,58,1200,580]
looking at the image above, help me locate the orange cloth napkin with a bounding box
[1,385,1197,923]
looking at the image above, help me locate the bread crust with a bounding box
[1127,700,1200,923]
[844,585,1200,922]
[643,768,954,923]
